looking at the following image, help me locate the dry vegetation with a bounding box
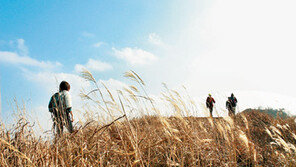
[1,70,296,166]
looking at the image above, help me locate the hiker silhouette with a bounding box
[226,93,238,116]
[48,81,74,136]
[206,94,216,117]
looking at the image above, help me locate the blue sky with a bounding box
[1,0,296,125]
[0,0,204,120]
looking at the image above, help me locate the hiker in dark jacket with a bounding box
[229,93,237,107]
[226,97,235,116]
[206,94,216,117]
[48,81,74,136]
[226,93,238,116]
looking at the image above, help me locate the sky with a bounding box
[1,0,296,129]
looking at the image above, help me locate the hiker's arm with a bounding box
[65,92,73,121]
[65,92,72,109]
[67,108,74,122]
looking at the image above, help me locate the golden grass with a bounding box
[1,70,296,166]
[2,113,296,166]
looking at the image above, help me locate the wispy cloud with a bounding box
[0,51,62,69]
[17,39,28,56]
[75,58,113,73]
[113,47,157,65]
[148,33,165,46]
[93,42,104,48]
[0,39,62,69]
[81,31,95,38]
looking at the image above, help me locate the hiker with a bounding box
[206,94,216,117]
[226,97,235,116]
[230,93,237,111]
[226,93,238,116]
[230,93,237,105]
[48,81,74,136]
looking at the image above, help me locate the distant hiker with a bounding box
[48,81,74,136]
[226,93,238,116]
[226,97,235,116]
[206,94,216,117]
[229,93,238,108]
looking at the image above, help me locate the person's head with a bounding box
[228,97,231,100]
[231,93,234,97]
[209,94,211,97]
[59,81,70,92]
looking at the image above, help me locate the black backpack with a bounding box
[48,93,60,113]
[231,97,237,107]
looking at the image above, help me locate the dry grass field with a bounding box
[1,71,296,166]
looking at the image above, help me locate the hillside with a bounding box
[1,110,296,166]
[242,108,289,118]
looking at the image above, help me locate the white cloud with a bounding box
[93,42,104,48]
[0,51,62,69]
[113,47,157,65]
[0,39,61,69]
[17,39,28,56]
[75,59,113,73]
[23,70,90,94]
[74,64,86,73]
[148,33,164,46]
[138,0,296,99]
[184,0,296,97]
[100,78,128,91]
[81,31,95,38]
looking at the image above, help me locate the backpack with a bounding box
[206,97,214,108]
[230,97,237,107]
[48,93,60,113]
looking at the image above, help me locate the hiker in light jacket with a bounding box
[48,81,74,136]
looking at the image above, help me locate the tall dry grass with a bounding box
[1,70,296,166]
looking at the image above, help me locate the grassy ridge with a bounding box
[1,71,296,166]
[1,111,296,166]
